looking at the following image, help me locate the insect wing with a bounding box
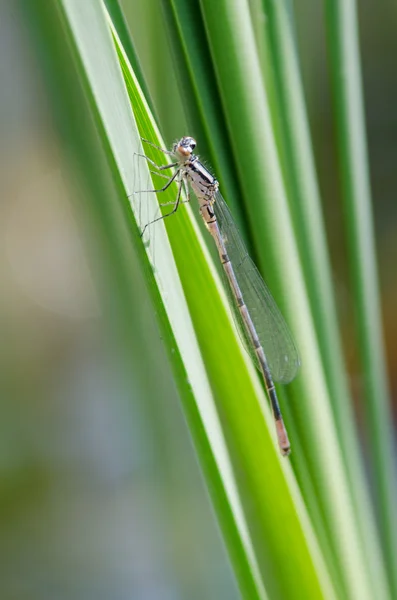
[214,192,300,384]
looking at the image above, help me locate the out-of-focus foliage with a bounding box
[0,0,396,599]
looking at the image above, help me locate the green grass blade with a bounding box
[32,0,339,597]
[119,0,187,145]
[198,0,377,597]
[163,0,248,233]
[103,0,156,118]
[110,16,338,599]
[22,3,242,597]
[325,1,397,596]
[58,2,271,598]
[254,1,388,595]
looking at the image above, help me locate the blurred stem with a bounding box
[325,0,397,596]
[259,1,388,596]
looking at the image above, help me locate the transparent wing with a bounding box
[214,191,300,384]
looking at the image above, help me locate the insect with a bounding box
[135,136,300,455]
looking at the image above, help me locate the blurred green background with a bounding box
[294,2,397,399]
[0,1,396,599]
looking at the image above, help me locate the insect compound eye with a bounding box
[181,136,196,150]
[176,136,197,157]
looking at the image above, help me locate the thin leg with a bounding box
[141,181,183,237]
[130,169,180,197]
[158,198,189,207]
[149,171,189,204]
[150,170,170,179]
[182,178,191,204]
[135,153,178,172]
[155,177,190,207]
[141,138,174,155]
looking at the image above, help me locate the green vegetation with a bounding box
[1,1,395,598]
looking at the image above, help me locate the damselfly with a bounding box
[134,136,300,455]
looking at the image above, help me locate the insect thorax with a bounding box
[185,158,218,202]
